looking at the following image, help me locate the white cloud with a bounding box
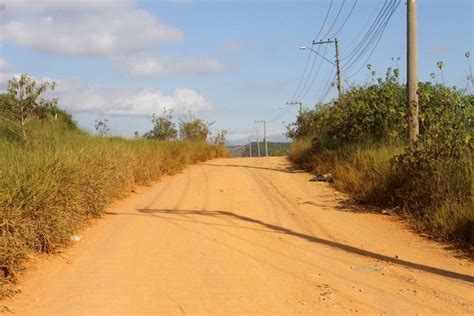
[125,56,231,77]
[0,0,135,13]
[53,79,212,116]
[0,1,183,57]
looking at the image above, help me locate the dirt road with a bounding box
[3,157,473,315]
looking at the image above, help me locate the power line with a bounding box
[294,45,323,100]
[342,0,400,73]
[321,0,346,40]
[298,44,329,100]
[344,0,384,53]
[340,0,392,62]
[288,0,334,101]
[347,0,401,77]
[328,0,358,38]
[293,0,345,103]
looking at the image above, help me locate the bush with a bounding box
[179,118,210,141]
[288,67,473,247]
[144,111,178,140]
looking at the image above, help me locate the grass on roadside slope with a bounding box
[288,138,473,249]
[0,120,228,295]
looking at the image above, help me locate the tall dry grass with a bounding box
[0,119,228,295]
[288,138,473,249]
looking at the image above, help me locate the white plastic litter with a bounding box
[70,234,82,241]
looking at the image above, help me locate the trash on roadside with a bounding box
[309,174,334,183]
[70,234,82,242]
[356,266,384,273]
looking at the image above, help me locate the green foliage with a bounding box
[144,111,178,141]
[288,65,473,247]
[287,67,406,145]
[391,84,473,221]
[1,74,57,139]
[179,117,210,141]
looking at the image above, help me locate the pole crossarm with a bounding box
[301,38,343,97]
[312,40,335,45]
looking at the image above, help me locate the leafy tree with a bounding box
[1,74,57,139]
[94,119,111,136]
[179,117,210,142]
[144,110,177,140]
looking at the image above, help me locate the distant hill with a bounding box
[227,142,291,157]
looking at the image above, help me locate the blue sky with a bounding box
[0,0,472,144]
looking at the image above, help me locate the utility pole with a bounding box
[407,0,419,142]
[334,38,343,98]
[311,38,343,97]
[256,129,261,157]
[249,137,252,157]
[255,120,268,157]
[286,101,303,115]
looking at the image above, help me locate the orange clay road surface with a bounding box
[2,157,473,315]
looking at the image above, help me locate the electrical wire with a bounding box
[347,0,401,77]
[342,0,399,73]
[293,0,345,102]
[294,45,323,100]
[340,0,391,62]
[344,0,384,54]
[288,0,334,101]
[299,44,329,100]
[321,0,346,40]
[328,0,358,38]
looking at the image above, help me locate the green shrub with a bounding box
[288,67,473,247]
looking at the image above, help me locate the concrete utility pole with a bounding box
[334,38,343,98]
[310,38,343,97]
[249,137,252,157]
[255,120,268,157]
[256,129,261,157]
[286,101,303,115]
[407,0,419,142]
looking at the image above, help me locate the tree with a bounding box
[1,74,57,139]
[94,119,111,136]
[144,111,177,140]
[179,118,210,142]
[212,129,227,147]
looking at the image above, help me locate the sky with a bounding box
[0,0,472,144]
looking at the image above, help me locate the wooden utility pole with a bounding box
[407,0,419,142]
[255,120,268,157]
[312,38,343,97]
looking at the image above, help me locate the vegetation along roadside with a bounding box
[287,61,473,251]
[0,75,228,297]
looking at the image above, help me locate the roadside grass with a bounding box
[0,119,228,296]
[288,138,473,250]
